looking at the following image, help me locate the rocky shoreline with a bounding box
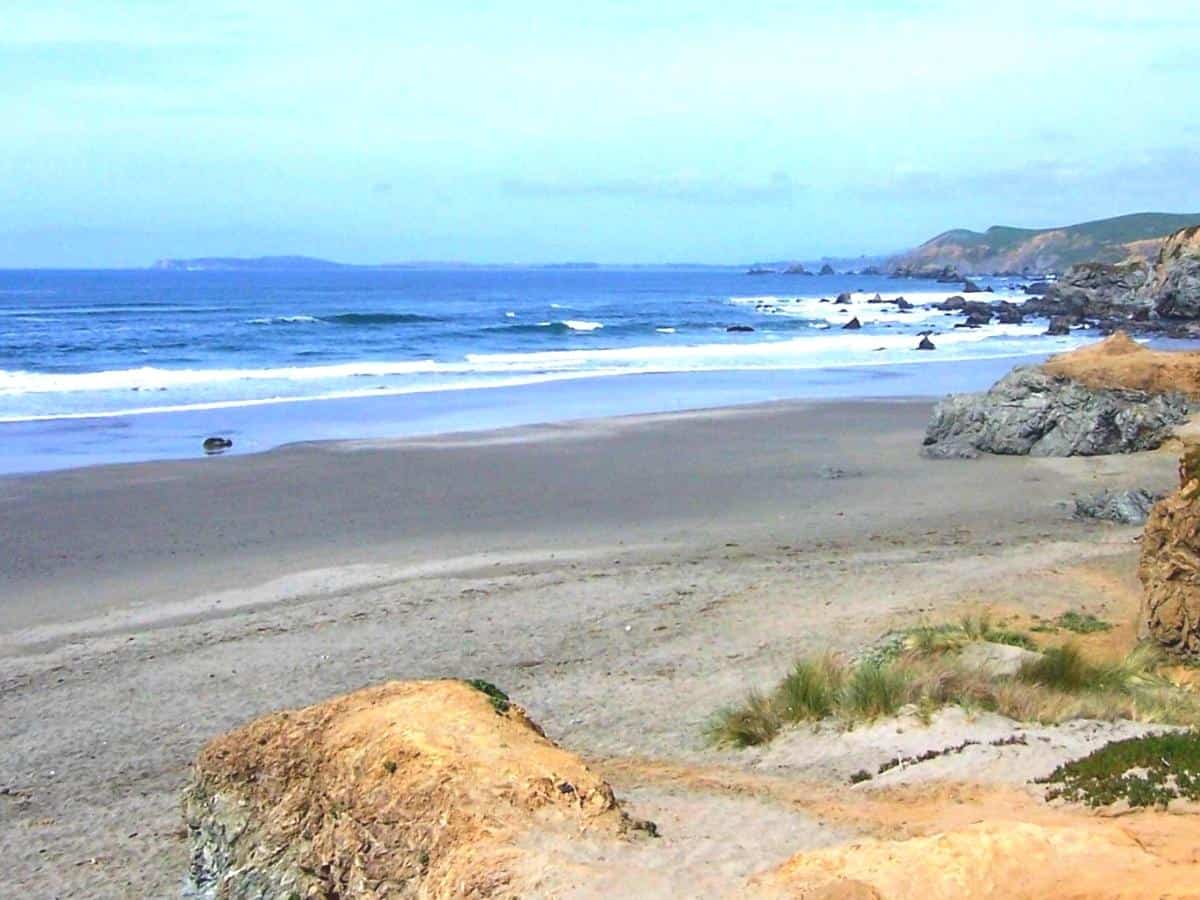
[897,225,1200,339]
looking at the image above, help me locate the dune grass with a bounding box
[706,627,1200,748]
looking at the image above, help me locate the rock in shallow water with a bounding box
[922,367,1188,459]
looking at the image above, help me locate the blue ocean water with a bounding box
[0,266,1092,472]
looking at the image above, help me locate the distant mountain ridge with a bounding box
[149,257,738,271]
[892,212,1200,276]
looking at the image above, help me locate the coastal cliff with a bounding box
[891,212,1200,276]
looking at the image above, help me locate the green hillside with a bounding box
[896,212,1200,274]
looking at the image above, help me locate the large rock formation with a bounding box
[182,680,647,899]
[1019,226,1200,331]
[922,367,1187,459]
[753,820,1193,899]
[1145,225,1200,319]
[1024,261,1150,320]
[1139,447,1200,660]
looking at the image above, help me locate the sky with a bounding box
[3,1,1200,267]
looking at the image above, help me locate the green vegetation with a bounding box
[904,212,1200,271]
[706,619,1200,748]
[1039,733,1200,808]
[466,678,511,714]
[1055,611,1113,635]
[705,691,780,748]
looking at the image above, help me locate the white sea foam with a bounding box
[560,319,603,331]
[656,327,677,333]
[248,315,322,325]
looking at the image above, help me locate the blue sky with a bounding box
[3,1,1200,266]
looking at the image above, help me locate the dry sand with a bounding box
[0,398,1190,897]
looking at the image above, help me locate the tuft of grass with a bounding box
[1056,611,1114,634]
[466,678,511,714]
[1020,644,1094,692]
[705,690,781,748]
[776,654,846,722]
[1039,732,1200,808]
[841,660,909,722]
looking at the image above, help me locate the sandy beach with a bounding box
[0,398,1182,897]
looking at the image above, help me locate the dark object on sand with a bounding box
[1074,489,1159,525]
[203,437,233,454]
[917,335,936,351]
[842,317,862,330]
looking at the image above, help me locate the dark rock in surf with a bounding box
[726,325,755,333]
[1046,316,1072,336]
[917,335,936,351]
[842,317,862,330]
[203,437,233,454]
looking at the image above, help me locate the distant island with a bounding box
[891,212,1200,276]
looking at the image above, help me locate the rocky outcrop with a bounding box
[1015,227,1200,331]
[1139,447,1200,660]
[182,680,647,899]
[923,366,1187,459]
[1145,225,1200,318]
[1023,261,1150,322]
[1074,488,1159,525]
[818,263,836,275]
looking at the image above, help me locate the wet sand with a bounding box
[0,399,1181,897]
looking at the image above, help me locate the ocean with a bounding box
[0,266,1087,473]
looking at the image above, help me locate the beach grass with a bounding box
[706,619,1200,748]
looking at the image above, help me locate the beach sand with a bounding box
[0,399,1182,897]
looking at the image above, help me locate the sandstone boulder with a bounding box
[1139,447,1200,659]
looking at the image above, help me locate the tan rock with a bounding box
[752,820,1194,899]
[182,680,645,899]
[1139,451,1200,659]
